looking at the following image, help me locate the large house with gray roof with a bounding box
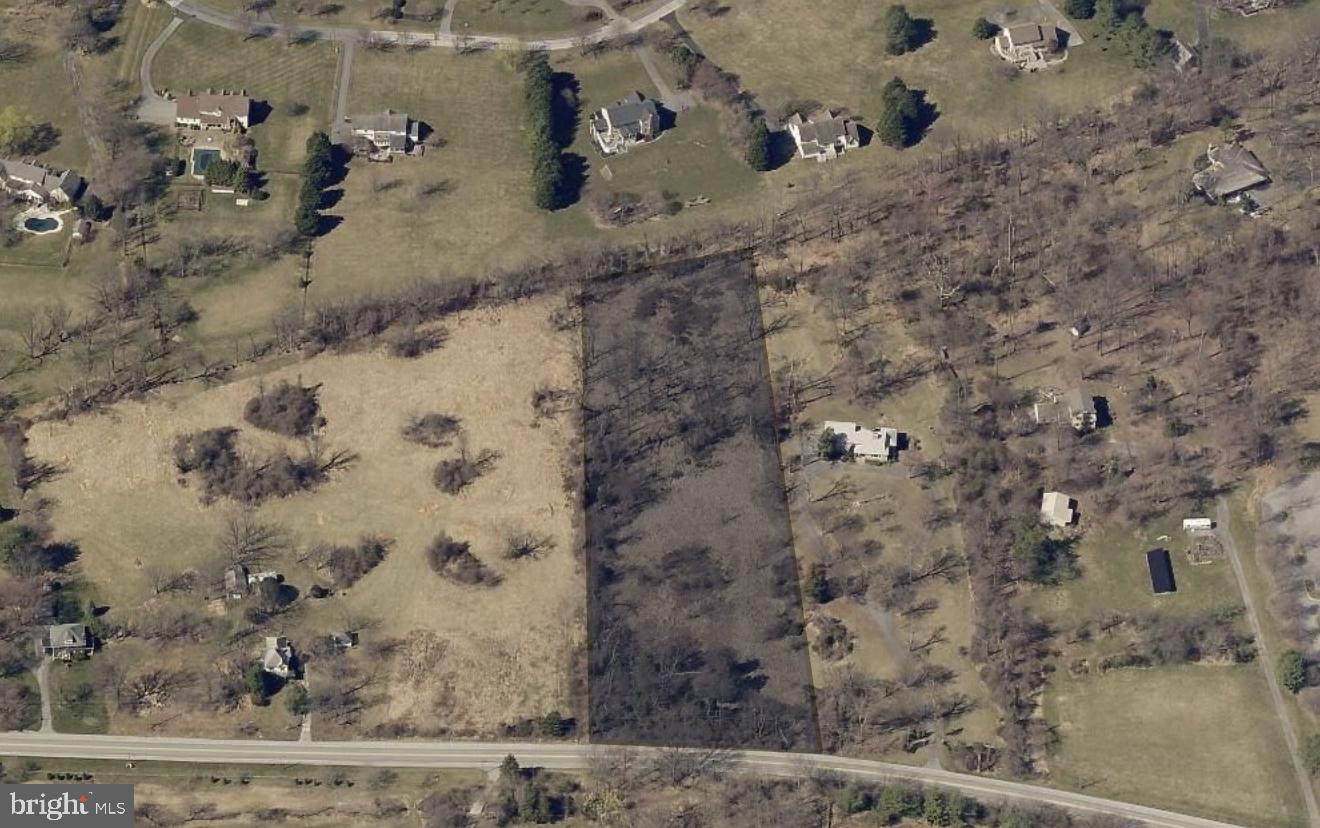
[1192,143,1270,200]
[348,109,418,158]
[173,91,252,131]
[0,158,84,205]
[786,112,860,162]
[590,92,660,155]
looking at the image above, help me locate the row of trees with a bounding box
[294,131,334,237]
[522,55,568,210]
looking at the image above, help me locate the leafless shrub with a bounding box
[401,413,461,447]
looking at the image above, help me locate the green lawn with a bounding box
[151,22,339,173]
[451,0,590,36]
[49,660,109,735]
[0,23,91,172]
[112,1,176,87]
[680,0,1139,146]
[1045,665,1307,827]
[1031,514,1244,622]
[562,50,760,207]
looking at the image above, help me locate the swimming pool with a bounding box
[23,217,60,233]
[192,147,221,178]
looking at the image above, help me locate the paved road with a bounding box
[1215,497,1320,827]
[0,732,1247,827]
[164,0,688,51]
[137,16,184,125]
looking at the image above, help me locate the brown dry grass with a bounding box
[27,295,584,736]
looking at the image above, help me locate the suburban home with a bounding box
[40,623,94,660]
[821,420,902,462]
[1192,143,1270,200]
[1040,491,1076,528]
[262,636,295,679]
[993,23,1065,69]
[174,91,252,131]
[1146,548,1177,594]
[590,92,660,156]
[0,158,84,205]
[348,109,419,158]
[71,218,91,242]
[786,111,860,162]
[1065,388,1097,433]
[224,563,250,599]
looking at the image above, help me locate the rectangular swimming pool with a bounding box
[191,148,221,178]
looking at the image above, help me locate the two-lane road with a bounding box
[0,732,1246,828]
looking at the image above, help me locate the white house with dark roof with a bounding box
[590,92,660,155]
[349,109,418,157]
[786,112,860,162]
[174,91,252,131]
[0,158,83,205]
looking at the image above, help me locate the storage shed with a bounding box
[1147,548,1177,595]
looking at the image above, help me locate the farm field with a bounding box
[24,295,585,737]
[1044,665,1306,827]
[151,22,340,173]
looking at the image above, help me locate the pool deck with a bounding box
[15,206,72,236]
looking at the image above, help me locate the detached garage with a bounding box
[1147,548,1177,595]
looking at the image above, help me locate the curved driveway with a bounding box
[0,732,1247,828]
[164,0,687,50]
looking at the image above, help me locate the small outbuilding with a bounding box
[1041,491,1076,528]
[1192,143,1270,200]
[1146,548,1177,595]
[224,563,250,599]
[1182,517,1214,532]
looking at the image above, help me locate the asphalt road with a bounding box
[0,733,1248,827]
[164,0,688,51]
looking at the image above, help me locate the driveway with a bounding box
[137,16,184,125]
[328,39,356,146]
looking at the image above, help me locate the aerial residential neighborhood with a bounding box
[1,0,1319,823]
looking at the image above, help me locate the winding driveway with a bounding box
[137,16,184,124]
[0,732,1248,828]
[161,0,689,51]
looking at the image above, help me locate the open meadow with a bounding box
[25,295,585,738]
[0,1,93,171]
[1045,665,1307,827]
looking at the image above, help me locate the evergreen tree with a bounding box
[876,76,921,148]
[1280,650,1307,693]
[1064,0,1096,18]
[882,5,920,55]
[745,118,772,171]
[971,17,999,39]
[1303,734,1320,775]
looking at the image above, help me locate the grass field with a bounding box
[48,660,109,735]
[151,22,339,172]
[1045,665,1306,827]
[0,4,92,171]
[1030,514,1244,622]
[679,0,1139,147]
[321,47,592,283]
[26,295,584,736]
[451,0,590,35]
[111,0,176,87]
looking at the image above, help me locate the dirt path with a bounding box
[1216,496,1320,827]
[34,661,53,733]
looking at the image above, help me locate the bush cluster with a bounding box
[426,533,499,586]
[316,535,390,588]
[172,427,328,504]
[243,381,324,438]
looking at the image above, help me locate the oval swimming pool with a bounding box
[23,217,59,233]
